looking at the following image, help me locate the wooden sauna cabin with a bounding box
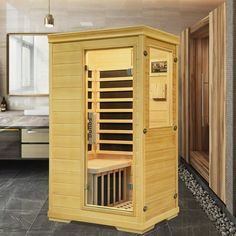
[48,26,179,234]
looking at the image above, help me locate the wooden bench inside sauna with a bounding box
[86,48,134,210]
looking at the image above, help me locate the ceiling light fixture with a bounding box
[44,0,54,27]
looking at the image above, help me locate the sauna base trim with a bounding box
[48,207,179,234]
[116,225,154,234]
[49,218,71,224]
[167,213,178,220]
[142,207,179,232]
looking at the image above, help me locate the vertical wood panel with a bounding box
[209,3,226,202]
[49,41,84,211]
[144,38,178,221]
[180,29,190,162]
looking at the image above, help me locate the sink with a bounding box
[24,106,49,116]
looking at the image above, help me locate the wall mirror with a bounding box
[7,34,49,96]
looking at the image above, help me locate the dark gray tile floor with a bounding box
[0,161,219,236]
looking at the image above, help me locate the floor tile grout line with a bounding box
[166,222,173,236]
[25,198,48,236]
[0,169,25,216]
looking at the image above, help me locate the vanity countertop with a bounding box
[0,111,49,128]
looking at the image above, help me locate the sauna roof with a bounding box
[48,25,179,45]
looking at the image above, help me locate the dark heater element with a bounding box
[88,92,92,99]
[100,123,132,130]
[100,102,132,109]
[100,91,133,99]
[88,70,92,78]
[88,144,92,151]
[100,69,133,78]
[100,144,133,152]
[100,133,133,141]
[100,81,133,88]
[100,112,132,119]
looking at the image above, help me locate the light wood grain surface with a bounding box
[49,26,179,234]
[144,37,178,221]
[180,28,190,162]
[87,159,132,174]
[209,3,226,203]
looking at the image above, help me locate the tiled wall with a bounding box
[226,0,236,216]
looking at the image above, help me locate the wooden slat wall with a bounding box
[180,29,190,162]
[144,129,177,220]
[209,3,226,202]
[49,41,84,213]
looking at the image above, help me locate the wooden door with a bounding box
[144,39,178,221]
[189,31,210,182]
[209,3,226,202]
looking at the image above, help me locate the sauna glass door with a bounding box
[85,48,134,212]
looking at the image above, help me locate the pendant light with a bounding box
[44,0,54,27]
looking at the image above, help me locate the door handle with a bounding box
[88,112,96,144]
[27,129,48,134]
[173,125,177,131]
[201,73,204,127]
[0,129,19,132]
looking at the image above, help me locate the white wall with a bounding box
[0,1,218,109]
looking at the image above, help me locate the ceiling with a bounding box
[1,0,225,35]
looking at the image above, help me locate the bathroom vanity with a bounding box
[0,111,49,159]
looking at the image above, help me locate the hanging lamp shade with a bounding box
[44,14,54,27]
[44,0,54,27]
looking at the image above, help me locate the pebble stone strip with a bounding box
[179,164,236,236]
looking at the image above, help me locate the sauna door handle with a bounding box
[201,73,204,127]
[88,112,96,144]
